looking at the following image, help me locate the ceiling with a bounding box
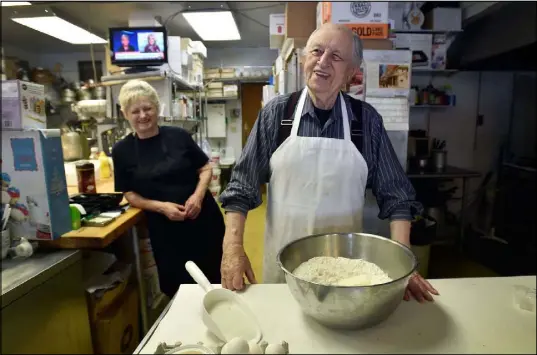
[1,1,285,53]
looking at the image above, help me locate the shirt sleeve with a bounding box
[111,143,133,193]
[368,110,423,221]
[183,130,209,170]
[219,107,277,215]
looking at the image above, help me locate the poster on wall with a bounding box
[347,64,364,101]
[363,50,412,98]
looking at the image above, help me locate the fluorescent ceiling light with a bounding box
[183,11,241,41]
[2,2,31,6]
[12,16,107,44]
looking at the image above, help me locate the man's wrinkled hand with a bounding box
[404,272,439,303]
[221,243,256,291]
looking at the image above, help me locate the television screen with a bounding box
[109,27,168,67]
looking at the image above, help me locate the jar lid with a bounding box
[75,161,94,169]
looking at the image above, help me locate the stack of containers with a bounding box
[209,151,221,200]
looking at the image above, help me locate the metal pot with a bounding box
[61,88,77,104]
[277,232,417,330]
[77,87,92,101]
[92,86,106,100]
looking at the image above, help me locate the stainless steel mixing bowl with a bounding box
[277,233,418,330]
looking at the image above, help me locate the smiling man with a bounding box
[219,24,439,303]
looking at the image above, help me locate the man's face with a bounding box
[304,26,357,97]
[121,36,129,46]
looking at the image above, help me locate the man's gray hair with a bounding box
[350,31,364,67]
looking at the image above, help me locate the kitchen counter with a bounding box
[137,276,536,354]
[41,178,143,249]
[407,165,481,179]
[40,177,150,333]
[1,249,81,308]
[1,249,93,353]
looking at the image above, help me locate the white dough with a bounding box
[293,256,392,286]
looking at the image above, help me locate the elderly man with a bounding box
[219,24,439,303]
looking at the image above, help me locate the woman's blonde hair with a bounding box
[118,79,160,113]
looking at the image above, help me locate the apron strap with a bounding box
[278,90,302,147]
[277,91,364,152]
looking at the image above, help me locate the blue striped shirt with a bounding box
[219,92,423,221]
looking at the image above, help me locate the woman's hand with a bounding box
[185,193,203,219]
[404,272,439,303]
[159,202,187,221]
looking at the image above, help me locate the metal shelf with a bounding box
[410,104,453,108]
[204,77,270,84]
[392,29,463,35]
[206,96,239,102]
[101,70,197,91]
[412,69,459,76]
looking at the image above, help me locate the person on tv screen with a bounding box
[144,34,161,53]
[117,34,135,52]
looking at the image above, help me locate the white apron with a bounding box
[263,88,369,283]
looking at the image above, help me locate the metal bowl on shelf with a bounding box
[277,232,417,330]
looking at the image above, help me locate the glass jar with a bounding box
[76,161,97,194]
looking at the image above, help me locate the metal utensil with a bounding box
[185,261,263,344]
[277,232,418,330]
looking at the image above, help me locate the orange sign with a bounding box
[344,23,389,40]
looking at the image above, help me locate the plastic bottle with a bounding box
[99,152,111,179]
[89,147,99,160]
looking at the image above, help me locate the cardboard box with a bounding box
[1,129,71,240]
[223,85,238,97]
[391,33,433,69]
[92,286,139,354]
[363,39,393,50]
[191,41,207,59]
[424,7,462,31]
[318,2,390,39]
[1,80,47,130]
[269,13,285,49]
[285,2,317,39]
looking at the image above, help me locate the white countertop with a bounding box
[138,276,536,354]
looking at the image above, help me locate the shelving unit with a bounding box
[206,96,239,102]
[100,70,206,144]
[413,69,459,76]
[204,77,270,84]
[392,29,463,35]
[410,104,453,108]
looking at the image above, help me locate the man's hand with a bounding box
[185,193,203,219]
[404,273,439,303]
[159,202,187,221]
[221,243,256,291]
[390,220,439,303]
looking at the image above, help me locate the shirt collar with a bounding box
[303,91,342,120]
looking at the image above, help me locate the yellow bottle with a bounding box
[99,151,111,179]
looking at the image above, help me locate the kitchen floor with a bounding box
[219,196,498,282]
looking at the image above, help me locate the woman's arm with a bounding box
[124,191,164,213]
[125,191,186,221]
[193,163,212,198]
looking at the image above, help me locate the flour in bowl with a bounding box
[293,256,392,286]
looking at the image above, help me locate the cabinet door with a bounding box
[207,103,226,138]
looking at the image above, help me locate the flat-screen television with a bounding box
[109,26,168,67]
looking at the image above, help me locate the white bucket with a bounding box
[210,151,220,165]
[209,185,221,199]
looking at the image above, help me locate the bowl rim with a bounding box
[276,232,418,288]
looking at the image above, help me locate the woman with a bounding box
[144,34,161,53]
[112,80,224,298]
